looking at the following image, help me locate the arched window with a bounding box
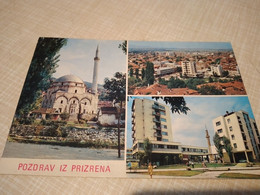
[61,100,63,104]
[84,102,87,105]
[75,90,77,93]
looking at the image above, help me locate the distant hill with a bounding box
[84,81,104,90]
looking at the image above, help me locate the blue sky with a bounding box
[53,39,126,85]
[129,41,233,50]
[127,96,255,149]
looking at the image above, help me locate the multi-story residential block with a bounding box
[131,98,208,165]
[181,61,197,77]
[210,64,223,76]
[213,111,260,162]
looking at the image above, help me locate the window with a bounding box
[162,132,168,136]
[233,143,237,148]
[61,100,63,104]
[75,90,77,93]
[158,145,165,148]
[162,125,167,129]
[217,129,223,134]
[162,139,168,142]
[227,118,230,124]
[216,121,221,126]
[73,100,75,104]
[159,105,165,110]
[160,111,166,115]
[59,108,62,113]
[167,145,178,149]
[231,135,235,140]
[84,102,87,105]
[229,126,233,131]
[160,118,166,122]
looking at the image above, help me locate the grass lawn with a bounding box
[157,163,236,169]
[218,173,260,179]
[141,170,203,177]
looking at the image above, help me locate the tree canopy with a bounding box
[145,62,154,85]
[118,40,127,55]
[198,85,225,95]
[152,97,190,114]
[103,72,126,158]
[222,136,233,163]
[143,138,152,163]
[103,72,126,103]
[16,37,67,116]
[213,132,224,161]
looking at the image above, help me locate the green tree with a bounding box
[143,138,152,163]
[135,68,139,79]
[167,77,186,89]
[136,152,145,166]
[145,62,154,85]
[152,97,190,114]
[141,68,145,80]
[129,68,134,77]
[198,85,225,95]
[208,76,214,83]
[222,70,229,77]
[213,132,224,162]
[16,37,67,116]
[118,40,127,55]
[103,72,126,158]
[222,136,233,163]
[176,67,182,72]
[185,78,205,90]
[158,78,168,85]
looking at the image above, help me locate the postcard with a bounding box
[1,39,259,179]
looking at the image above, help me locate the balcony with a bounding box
[153,118,161,123]
[152,111,160,116]
[153,125,161,130]
[152,104,165,111]
[154,132,162,138]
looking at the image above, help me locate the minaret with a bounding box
[205,128,214,162]
[92,45,100,94]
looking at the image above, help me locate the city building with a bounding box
[40,46,100,121]
[156,67,176,76]
[213,111,260,162]
[210,64,223,76]
[131,98,208,165]
[181,61,197,77]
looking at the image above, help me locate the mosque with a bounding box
[38,46,100,121]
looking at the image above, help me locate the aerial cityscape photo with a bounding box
[128,41,246,96]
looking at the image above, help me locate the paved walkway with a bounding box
[126,166,260,179]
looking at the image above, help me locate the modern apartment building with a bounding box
[181,61,197,77]
[213,111,260,162]
[131,98,208,165]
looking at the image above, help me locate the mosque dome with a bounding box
[55,75,84,84]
